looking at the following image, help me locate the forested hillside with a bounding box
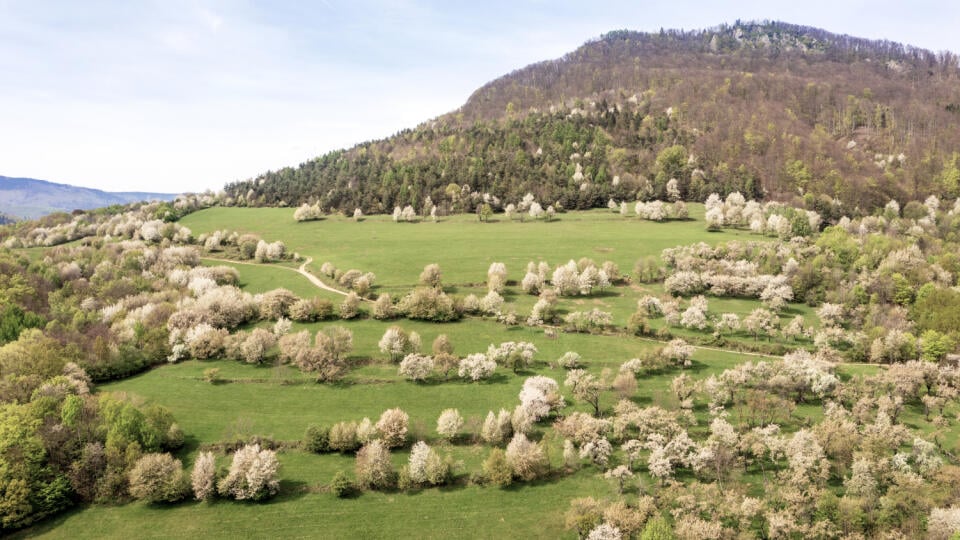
[225,21,960,217]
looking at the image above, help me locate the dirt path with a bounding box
[200,256,349,298]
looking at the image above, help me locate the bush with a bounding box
[202,368,221,384]
[329,421,360,453]
[128,453,188,503]
[482,448,513,487]
[376,408,409,448]
[397,287,460,322]
[505,433,548,481]
[355,440,395,490]
[217,444,280,501]
[191,451,217,501]
[330,471,355,498]
[304,424,330,453]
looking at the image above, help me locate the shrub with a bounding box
[355,440,395,490]
[304,424,330,453]
[505,433,548,481]
[436,408,464,441]
[202,368,221,384]
[330,471,355,498]
[397,287,459,322]
[482,448,513,487]
[329,421,360,453]
[128,453,188,503]
[191,451,217,501]
[217,444,281,501]
[376,408,409,448]
[557,351,581,369]
[398,354,434,382]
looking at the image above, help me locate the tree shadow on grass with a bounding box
[779,305,807,316]
[175,434,203,459]
[269,479,311,503]
[683,359,710,374]
[482,373,512,384]
[10,505,85,538]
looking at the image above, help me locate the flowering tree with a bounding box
[436,408,463,441]
[486,341,537,372]
[398,353,434,382]
[418,263,442,288]
[378,326,417,362]
[604,465,634,494]
[355,440,395,490]
[191,451,216,500]
[579,438,613,467]
[487,262,508,293]
[505,433,548,481]
[519,376,564,421]
[661,338,695,368]
[128,453,187,503]
[375,408,409,448]
[458,353,497,381]
[680,306,708,330]
[743,308,778,340]
[565,369,606,416]
[716,313,741,335]
[217,444,280,501]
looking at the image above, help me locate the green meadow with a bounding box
[21,208,923,539]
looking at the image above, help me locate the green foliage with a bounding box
[0,305,44,346]
[303,424,330,454]
[640,516,676,540]
[330,471,354,498]
[127,453,188,503]
[920,330,955,363]
[397,287,460,322]
[0,402,71,530]
[482,448,512,487]
[913,287,960,335]
[202,368,221,384]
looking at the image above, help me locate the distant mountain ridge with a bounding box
[0,176,178,220]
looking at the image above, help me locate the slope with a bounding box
[225,21,960,217]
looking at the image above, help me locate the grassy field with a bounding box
[183,206,818,347]
[17,325,890,540]
[199,258,345,302]
[180,205,757,291]
[22,208,925,539]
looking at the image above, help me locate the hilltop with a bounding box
[225,21,960,217]
[0,175,178,220]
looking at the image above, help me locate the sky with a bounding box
[1,0,958,194]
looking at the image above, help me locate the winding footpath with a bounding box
[200,256,350,298]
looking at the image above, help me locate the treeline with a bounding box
[225,21,960,216]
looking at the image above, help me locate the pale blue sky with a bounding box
[1,0,957,193]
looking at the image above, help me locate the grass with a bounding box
[199,258,344,302]
[180,205,758,291]
[19,465,611,539]
[22,208,948,539]
[183,206,817,349]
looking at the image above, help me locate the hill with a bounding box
[225,21,960,217]
[0,175,178,220]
